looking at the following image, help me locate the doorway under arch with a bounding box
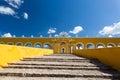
[60,42,67,54]
[61,48,65,54]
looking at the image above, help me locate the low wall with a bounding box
[0,44,53,67]
[74,47,120,71]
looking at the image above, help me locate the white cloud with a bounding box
[0,6,15,16]
[48,28,56,34]
[69,26,83,34]
[0,0,28,19]
[99,22,120,36]
[108,35,113,37]
[31,35,34,38]
[40,35,43,37]
[54,34,59,37]
[5,0,24,9]
[1,33,13,37]
[23,12,28,19]
[13,35,16,37]
[21,35,25,37]
[59,31,71,38]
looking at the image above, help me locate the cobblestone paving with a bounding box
[0,54,120,80]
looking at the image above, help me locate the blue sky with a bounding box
[0,0,120,37]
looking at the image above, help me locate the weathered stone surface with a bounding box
[0,54,120,80]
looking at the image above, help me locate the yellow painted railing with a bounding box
[0,44,53,68]
[74,47,120,71]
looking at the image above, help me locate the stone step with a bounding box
[8,63,102,67]
[0,68,119,76]
[30,56,83,59]
[21,59,91,62]
[0,69,116,77]
[0,73,118,79]
[0,77,112,80]
[0,54,120,80]
[0,69,119,79]
[23,58,88,61]
[45,54,76,56]
[9,61,106,67]
[2,65,110,70]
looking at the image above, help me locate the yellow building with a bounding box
[0,37,120,54]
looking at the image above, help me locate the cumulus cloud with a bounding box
[23,12,28,19]
[0,0,28,19]
[0,6,15,16]
[5,0,24,9]
[59,31,71,38]
[1,33,13,37]
[40,35,43,37]
[108,35,113,38]
[21,35,25,37]
[99,22,120,36]
[13,35,16,37]
[48,28,56,34]
[69,26,83,34]
[31,35,34,38]
[54,34,59,37]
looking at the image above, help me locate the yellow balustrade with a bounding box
[74,47,120,71]
[0,44,53,68]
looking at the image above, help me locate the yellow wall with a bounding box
[74,47,120,71]
[0,44,53,68]
[0,38,120,54]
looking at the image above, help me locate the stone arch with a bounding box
[76,42,84,50]
[7,42,14,45]
[96,43,105,48]
[25,42,32,47]
[60,41,66,46]
[60,41,67,53]
[107,43,116,48]
[86,43,95,49]
[16,42,23,46]
[34,42,42,48]
[0,41,5,44]
[43,42,52,49]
